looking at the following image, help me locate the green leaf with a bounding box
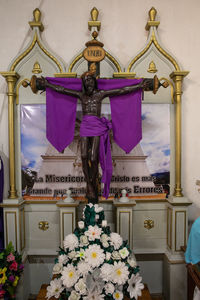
[6,242,14,254]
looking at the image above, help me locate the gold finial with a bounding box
[145,7,160,31]
[147,61,157,73]
[91,7,99,21]
[149,7,157,22]
[33,8,41,22]
[29,8,44,31]
[88,7,101,31]
[32,61,42,74]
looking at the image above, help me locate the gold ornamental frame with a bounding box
[0,7,188,200]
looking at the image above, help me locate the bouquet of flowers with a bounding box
[0,242,24,299]
[47,204,144,300]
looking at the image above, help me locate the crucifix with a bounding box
[23,30,168,204]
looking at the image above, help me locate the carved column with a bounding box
[1,72,19,199]
[170,71,189,197]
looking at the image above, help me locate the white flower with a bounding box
[76,249,85,260]
[77,261,92,277]
[102,220,107,227]
[105,282,115,295]
[61,265,78,288]
[85,244,105,268]
[112,251,121,260]
[64,234,78,251]
[127,273,144,299]
[111,261,129,285]
[78,221,85,229]
[68,251,77,260]
[113,290,123,300]
[106,252,111,261]
[94,204,103,213]
[102,241,109,248]
[85,225,102,241]
[101,234,109,243]
[101,234,110,248]
[100,263,113,282]
[58,254,68,265]
[52,263,63,274]
[110,232,123,250]
[75,278,87,295]
[46,278,64,299]
[119,247,129,259]
[80,235,89,247]
[83,290,104,300]
[69,290,80,300]
[127,257,137,268]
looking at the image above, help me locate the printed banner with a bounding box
[21,104,170,199]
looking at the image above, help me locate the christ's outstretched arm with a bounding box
[36,77,81,98]
[101,78,153,98]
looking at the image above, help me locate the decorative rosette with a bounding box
[47,204,144,300]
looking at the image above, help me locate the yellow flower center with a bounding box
[116,269,122,276]
[115,292,120,298]
[69,271,74,278]
[92,232,95,236]
[92,252,97,258]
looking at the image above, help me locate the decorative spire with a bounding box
[91,7,99,21]
[147,61,157,73]
[32,61,42,74]
[149,7,157,21]
[145,7,160,31]
[29,8,44,32]
[88,7,101,31]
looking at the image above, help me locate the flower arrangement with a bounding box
[47,204,144,300]
[0,242,24,299]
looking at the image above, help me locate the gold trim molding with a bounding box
[68,53,83,73]
[10,32,63,73]
[127,30,180,72]
[170,71,189,197]
[167,207,172,249]
[0,72,19,198]
[175,210,186,251]
[113,72,136,78]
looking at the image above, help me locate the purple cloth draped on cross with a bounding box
[46,78,142,198]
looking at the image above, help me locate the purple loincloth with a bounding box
[46,77,143,198]
[80,115,112,198]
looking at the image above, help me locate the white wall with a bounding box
[0,0,200,221]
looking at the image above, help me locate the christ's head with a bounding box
[81,74,97,95]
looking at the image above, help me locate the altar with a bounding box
[0,5,191,300]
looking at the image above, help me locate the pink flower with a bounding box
[9,261,18,271]
[7,253,15,262]
[0,289,5,297]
